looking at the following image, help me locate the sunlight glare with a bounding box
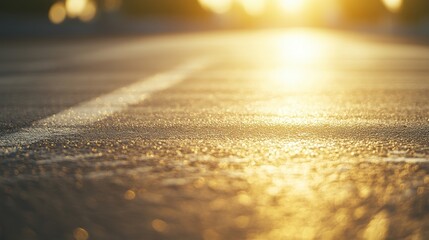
[238,0,266,16]
[198,0,232,14]
[66,0,88,18]
[280,33,325,64]
[277,0,307,15]
[382,0,403,13]
[273,31,330,90]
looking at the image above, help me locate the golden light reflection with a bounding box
[363,211,389,240]
[124,189,136,200]
[73,227,89,240]
[279,31,325,64]
[151,219,169,233]
[49,0,98,24]
[198,0,311,16]
[382,0,403,13]
[277,0,307,15]
[243,160,321,239]
[238,0,266,16]
[66,0,87,18]
[273,30,330,89]
[49,2,67,24]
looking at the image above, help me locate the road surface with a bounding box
[0,29,428,240]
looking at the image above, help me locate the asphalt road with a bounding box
[0,29,428,240]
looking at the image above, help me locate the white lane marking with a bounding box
[382,157,429,164]
[0,58,211,148]
[365,155,429,164]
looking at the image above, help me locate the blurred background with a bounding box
[1,0,429,37]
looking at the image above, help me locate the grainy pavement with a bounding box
[0,29,428,240]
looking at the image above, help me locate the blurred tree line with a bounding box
[1,0,428,23]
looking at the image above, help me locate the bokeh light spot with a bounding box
[124,190,136,200]
[73,227,89,240]
[79,1,97,22]
[66,0,88,18]
[49,2,67,24]
[382,0,403,13]
[151,219,168,233]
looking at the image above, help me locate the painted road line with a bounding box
[0,58,211,148]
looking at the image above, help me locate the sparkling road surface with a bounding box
[0,29,428,240]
